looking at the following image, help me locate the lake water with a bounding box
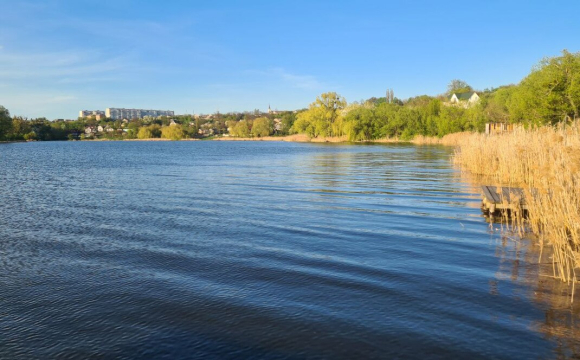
[0,141,578,359]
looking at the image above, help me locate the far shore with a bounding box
[212,134,457,145]
[4,134,460,146]
[91,138,200,142]
[213,134,344,143]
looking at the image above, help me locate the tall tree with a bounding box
[447,79,473,95]
[0,106,12,140]
[506,50,580,125]
[290,92,346,137]
[251,117,272,137]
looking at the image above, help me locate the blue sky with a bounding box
[0,0,578,119]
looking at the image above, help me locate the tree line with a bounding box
[0,110,296,141]
[1,50,578,142]
[280,50,580,141]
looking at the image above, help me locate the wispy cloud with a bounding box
[249,68,325,90]
[275,69,323,90]
[0,49,132,79]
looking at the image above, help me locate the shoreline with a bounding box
[89,138,200,142]
[212,133,462,146]
[3,133,464,146]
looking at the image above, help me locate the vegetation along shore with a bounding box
[454,124,580,297]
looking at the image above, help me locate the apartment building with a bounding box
[105,108,175,120]
[79,110,106,118]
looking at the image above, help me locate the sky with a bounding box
[0,0,578,119]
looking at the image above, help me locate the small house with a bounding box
[449,92,480,107]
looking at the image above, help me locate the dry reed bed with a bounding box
[412,132,471,146]
[452,124,580,295]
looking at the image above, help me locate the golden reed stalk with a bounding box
[451,123,580,298]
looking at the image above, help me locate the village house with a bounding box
[448,91,480,108]
[84,126,97,135]
[199,122,215,135]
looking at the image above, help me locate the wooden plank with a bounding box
[501,187,512,203]
[488,186,502,203]
[481,185,529,212]
[501,187,526,206]
[481,186,496,203]
[481,185,530,218]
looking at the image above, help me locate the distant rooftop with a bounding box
[451,91,477,100]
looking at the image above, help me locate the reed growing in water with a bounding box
[452,124,580,296]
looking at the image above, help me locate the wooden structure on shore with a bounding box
[481,185,527,216]
[485,122,517,135]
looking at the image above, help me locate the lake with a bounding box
[0,141,578,359]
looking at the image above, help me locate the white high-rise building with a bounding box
[79,110,106,118]
[105,108,175,120]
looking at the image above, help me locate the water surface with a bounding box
[0,141,578,359]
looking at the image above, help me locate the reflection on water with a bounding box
[492,231,580,359]
[463,169,580,358]
[0,140,578,359]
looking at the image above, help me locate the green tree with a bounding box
[290,92,346,137]
[447,79,473,95]
[0,106,13,140]
[483,86,513,123]
[8,116,31,140]
[508,50,580,125]
[137,127,152,139]
[343,106,375,141]
[279,113,296,135]
[437,106,467,136]
[161,125,185,140]
[230,120,251,137]
[251,117,271,137]
[137,124,161,139]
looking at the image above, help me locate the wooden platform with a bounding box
[481,185,528,215]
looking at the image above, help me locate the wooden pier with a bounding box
[481,185,527,215]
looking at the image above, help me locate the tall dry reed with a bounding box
[452,123,580,297]
[411,132,471,146]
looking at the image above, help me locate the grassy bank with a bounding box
[452,124,580,294]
